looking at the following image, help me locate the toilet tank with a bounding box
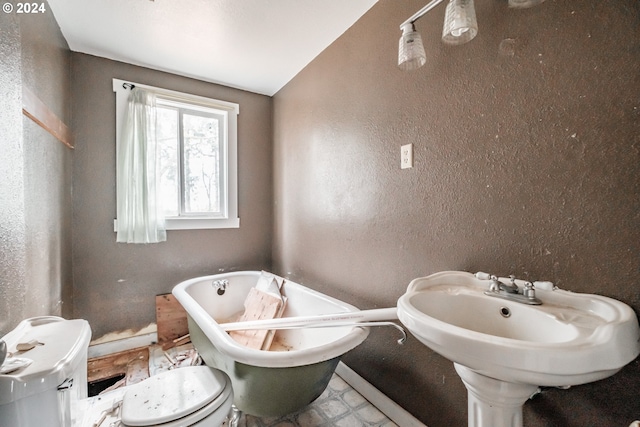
[0,316,91,427]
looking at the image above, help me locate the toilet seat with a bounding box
[121,366,232,427]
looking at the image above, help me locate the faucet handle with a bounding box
[474,272,491,280]
[488,275,501,292]
[523,282,535,298]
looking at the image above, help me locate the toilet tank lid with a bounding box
[0,316,91,404]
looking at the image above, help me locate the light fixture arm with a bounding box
[400,0,445,30]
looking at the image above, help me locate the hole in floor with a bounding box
[88,374,125,397]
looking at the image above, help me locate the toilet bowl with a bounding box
[0,317,233,427]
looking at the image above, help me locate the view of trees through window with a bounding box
[156,102,224,217]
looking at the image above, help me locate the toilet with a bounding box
[0,316,234,427]
[119,366,233,427]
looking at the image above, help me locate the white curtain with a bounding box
[116,88,167,243]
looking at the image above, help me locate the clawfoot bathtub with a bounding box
[172,271,371,417]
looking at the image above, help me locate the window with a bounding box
[113,79,239,230]
[156,99,227,218]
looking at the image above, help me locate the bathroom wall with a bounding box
[272,0,640,426]
[0,6,73,335]
[70,54,273,339]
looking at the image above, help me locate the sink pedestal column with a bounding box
[455,364,539,427]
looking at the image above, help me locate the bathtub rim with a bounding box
[172,271,370,368]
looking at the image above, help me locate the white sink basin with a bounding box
[397,271,640,387]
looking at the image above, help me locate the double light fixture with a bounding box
[398,0,545,71]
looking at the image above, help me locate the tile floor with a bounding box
[239,373,398,427]
[80,371,397,427]
[79,344,399,426]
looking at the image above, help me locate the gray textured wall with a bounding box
[0,6,73,335]
[70,54,274,339]
[0,12,27,335]
[272,0,640,425]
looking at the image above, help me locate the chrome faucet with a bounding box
[489,275,519,294]
[484,274,542,305]
[212,279,229,295]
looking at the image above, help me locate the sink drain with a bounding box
[500,307,511,318]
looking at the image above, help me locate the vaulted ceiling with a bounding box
[48,0,378,96]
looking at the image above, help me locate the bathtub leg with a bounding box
[225,405,242,427]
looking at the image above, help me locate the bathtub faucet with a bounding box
[212,279,229,295]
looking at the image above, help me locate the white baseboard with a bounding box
[336,362,427,427]
[88,332,158,358]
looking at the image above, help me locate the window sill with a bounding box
[114,217,240,232]
[165,217,240,230]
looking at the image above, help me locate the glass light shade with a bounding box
[398,26,426,71]
[508,0,545,8]
[442,0,478,46]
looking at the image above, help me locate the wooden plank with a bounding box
[87,347,149,383]
[22,85,73,149]
[125,355,150,385]
[161,333,192,351]
[228,288,283,350]
[156,294,189,344]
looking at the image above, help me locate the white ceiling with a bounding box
[48,0,378,96]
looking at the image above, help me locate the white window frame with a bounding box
[113,78,240,230]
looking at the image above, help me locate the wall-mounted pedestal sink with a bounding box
[397,271,640,427]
